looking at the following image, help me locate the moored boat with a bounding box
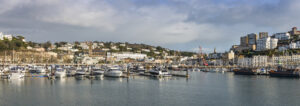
[104,66,123,77]
[269,66,299,77]
[55,68,67,78]
[233,68,256,75]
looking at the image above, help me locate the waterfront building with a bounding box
[237,55,268,67]
[237,57,252,67]
[252,55,268,67]
[272,55,300,66]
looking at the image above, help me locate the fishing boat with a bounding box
[104,66,123,77]
[233,68,256,75]
[269,66,300,77]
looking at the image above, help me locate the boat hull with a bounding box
[269,72,299,77]
[104,71,122,77]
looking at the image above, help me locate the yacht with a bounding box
[149,67,171,77]
[28,66,47,73]
[55,68,67,78]
[28,66,48,77]
[91,66,104,75]
[9,72,25,79]
[66,67,76,76]
[104,66,123,77]
[134,65,146,73]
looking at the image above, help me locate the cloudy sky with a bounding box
[0,0,299,53]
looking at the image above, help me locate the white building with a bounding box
[256,37,278,51]
[289,41,300,49]
[238,55,269,67]
[81,57,104,65]
[107,52,147,60]
[273,32,290,40]
[272,55,300,67]
[111,46,119,50]
[0,32,13,40]
[278,45,289,51]
[120,43,126,47]
[270,38,278,49]
[237,57,252,67]
[142,49,150,52]
[252,55,268,67]
[79,42,89,50]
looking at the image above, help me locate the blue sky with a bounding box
[0,0,298,53]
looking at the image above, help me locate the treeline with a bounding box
[0,36,27,51]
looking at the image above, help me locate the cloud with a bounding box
[0,0,300,52]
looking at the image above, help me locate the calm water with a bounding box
[1,72,300,106]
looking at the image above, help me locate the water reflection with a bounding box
[1,71,300,106]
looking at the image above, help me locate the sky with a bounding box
[0,0,299,53]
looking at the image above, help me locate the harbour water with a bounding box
[1,72,300,106]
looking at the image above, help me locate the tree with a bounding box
[42,41,52,50]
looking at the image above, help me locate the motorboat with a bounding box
[91,66,104,75]
[55,68,67,78]
[149,67,171,77]
[9,72,25,79]
[28,66,48,77]
[28,66,47,73]
[104,66,122,77]
[75,69,86,76]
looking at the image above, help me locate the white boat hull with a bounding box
[104,71,122,77]
[55,72,67,78]
[10,73,25,79]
